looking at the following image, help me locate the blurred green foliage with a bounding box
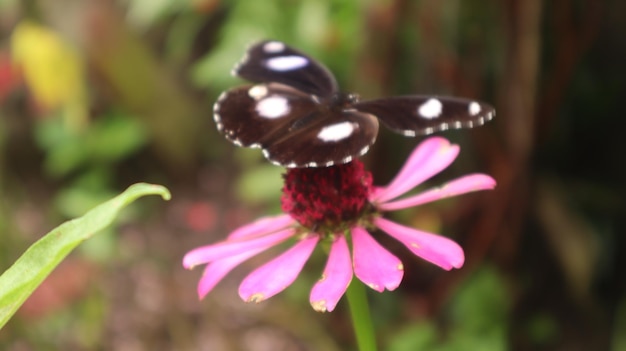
[192,0,362,91]
[389,267,509,351]
[35,112,147,179]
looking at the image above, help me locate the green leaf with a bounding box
[0,183,171,329]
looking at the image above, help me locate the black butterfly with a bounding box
[214,40,495,168]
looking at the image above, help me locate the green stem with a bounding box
[346,280,377,351]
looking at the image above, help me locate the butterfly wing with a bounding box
[233,40,339,98]
[214,83,315,148]
[214,83,379,167]
[263,110,379,168]
[354,96,495,136]
[219,41,496,168]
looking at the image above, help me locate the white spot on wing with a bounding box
[256,96,291,119]
[468,102,481,116]
[269,160,283,167]
[263,41,285,53]
[231,52,249,76]
[216,91,227,103]
[265,56,308,71]
[213,91,228,130]
[248,85,268,100]
[417,98,443,119]
[317,122,356,142]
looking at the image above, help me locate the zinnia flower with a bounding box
[183,137,496,312]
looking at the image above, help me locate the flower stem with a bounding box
[346,280,377,351]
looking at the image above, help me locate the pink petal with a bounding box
[375,217,464,270]
[379,174,496,211]
[369,186,385,199]
[183,228,295,269]
[310,236,353,312]
[352,227,403,292]
[239,235,319,303]
[372,137,459,204]
[228,214,295,239]
[197,247,265,299]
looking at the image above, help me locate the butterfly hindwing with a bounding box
[233,40,338,98]
[263,110,379,168]
[354,96,495,136]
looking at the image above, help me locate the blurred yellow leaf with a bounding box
[11,21,87,128]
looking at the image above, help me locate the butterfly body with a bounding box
[214,40,494,168]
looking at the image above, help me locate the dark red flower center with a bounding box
[281,160,375,234]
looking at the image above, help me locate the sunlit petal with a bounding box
[372,137,459,203]
[197,247,266,299]
[228,214,295,239]
[310,236,353,312]
[379,174,496,211]
[183,228,295,269]
[239,236,319,303]
[375,217,464,270]
[352,227,403,292]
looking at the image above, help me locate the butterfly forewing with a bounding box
[214,83,321,147]
[233,40,338,98]
[354,96,494,136]
[264,110,379,168]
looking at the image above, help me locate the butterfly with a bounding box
[214,40,495,168]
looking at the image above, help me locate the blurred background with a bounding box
[0,0,624,350]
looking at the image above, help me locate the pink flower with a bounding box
[183,137,496,312]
